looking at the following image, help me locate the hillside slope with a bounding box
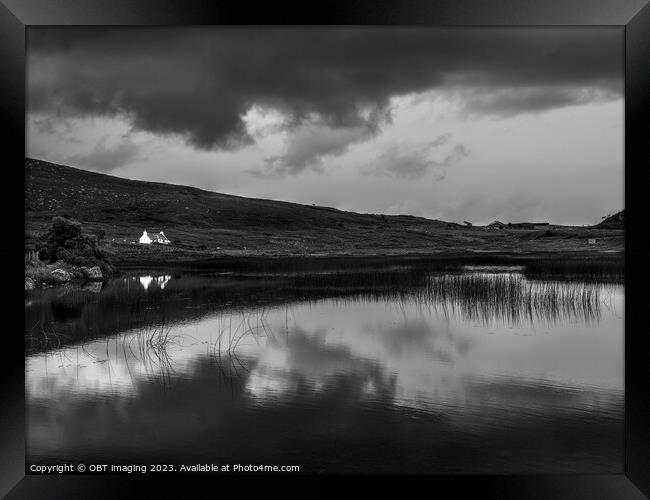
[27,158,448,230]
[26,158,457,255]
[25,158,624,262]
[596,210,625,229]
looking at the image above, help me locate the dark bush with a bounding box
[38,216,115,277]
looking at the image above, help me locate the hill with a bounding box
[25,158,624,264]
[596,210,625,229]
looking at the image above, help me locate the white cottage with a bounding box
[139,230,151,244]
[151,231,171,245]
[139,230,171,245]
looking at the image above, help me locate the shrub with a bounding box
[38,216,115,277]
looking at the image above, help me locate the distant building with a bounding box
[486,221,506,230]
[139,230,171,245]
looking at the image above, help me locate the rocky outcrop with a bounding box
[25,261,107,289]
[50,268,72,283]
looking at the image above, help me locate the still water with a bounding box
[25,261,624,473]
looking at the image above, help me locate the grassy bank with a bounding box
[104,239,624,269]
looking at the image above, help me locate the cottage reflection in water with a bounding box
[139,275,171,291]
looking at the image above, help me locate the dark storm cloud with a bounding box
[28,27,622,167]
[365,136,470,180]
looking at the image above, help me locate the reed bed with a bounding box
[419,272,605,325]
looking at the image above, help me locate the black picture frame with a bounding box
[2,0,648,497]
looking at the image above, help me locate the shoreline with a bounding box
[26,246,624,289]
[113,248,624,270]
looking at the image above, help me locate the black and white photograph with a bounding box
[22,25,628,477]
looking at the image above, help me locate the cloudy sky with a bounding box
[27,27,623,225]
